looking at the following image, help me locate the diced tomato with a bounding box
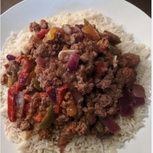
[24,94,32,101]
[33,113,44,122]
[55,104,61,114]
[58,84,68,103]
[55,84,68,114]
[36,29,49,39]
[15,55,23,62]
[21,58,33,73]
[46,86,52,92]
[40,92,48,98]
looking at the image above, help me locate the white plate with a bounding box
[1,0,151,153]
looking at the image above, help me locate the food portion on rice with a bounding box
[1,14,147,153]
[0,10,151,153]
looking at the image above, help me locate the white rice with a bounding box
[0,9,151,153]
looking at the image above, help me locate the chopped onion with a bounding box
[63,24,72,35]
[6,54,16,61]
[132,84,145,98]
[16,92,25,118]
[58,50,76,62]
[119,88,134,117]
[46,88,57,104]
[16,92,25,108]
[113,55,117,67]
[99,116,120,133]
[67,53,80,71]
[133,97,145,108]
[21,131,32,140]
[35,57,46,68]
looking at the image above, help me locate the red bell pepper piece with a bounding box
[15,55,23,62]
[58,84,68,102]
[36,29,49,39]
[71,122,75,132]
[33,113,44,122]
[18,72,29,89]
[7,72,29,122]
[7,83,19,122]
[55,84,68,114]
[21,58,33,73]
[40,92,48,98]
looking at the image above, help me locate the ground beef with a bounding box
[83,107,96,125]
[1,73,8,85]
[39,126,53,139]
[66,32,83,45]
[105,84,123,103]
[34,44,48,57]
[85,96,95,107]
[20,120,31,131]
[37,97,50,116]
[107,103,119,115]
[73,65,94,95]
[73,80,94,95]
[56,65,66,78]
[87,40,97,52]
[115,67,136,87]
[96,68,114,89]
[70,42,85,54]
[23,79,35,94]
[97,94,113,107]
[75,117,89,135]
[80,51,98,63]
[28,35,41,49]
[6,60,20,76]
[36,58,63,89]
[89,93,101,103]
[40,19,48,29]
[104,52,114,66]
[118,53,140,68]
[29,22,41,32]
[64,92,73,101]
[60,122,73,136]
[62,71,76,85]
[51,29,65,43]
[75,104,83,119]
[94,94,113,117]
[94,107,107,118]
[34,43,61,57]
[54,114,70,126]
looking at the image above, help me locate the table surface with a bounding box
[1,0,151,17]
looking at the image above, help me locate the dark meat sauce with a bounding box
[2,19,144,151]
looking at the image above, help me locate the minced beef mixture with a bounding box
[1,19,145,151]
